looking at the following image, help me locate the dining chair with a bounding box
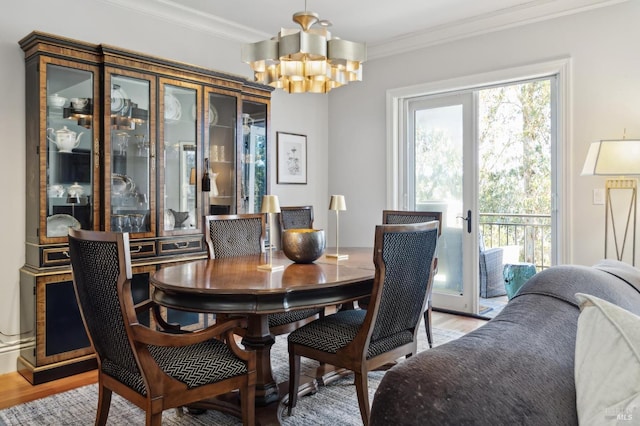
[67,228,256,426]
[380,210,442,347]
[279,205,314,248]
[287,220,439,425]
[205,214,323,335]
[279,206,314,230]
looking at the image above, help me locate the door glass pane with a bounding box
[208,92,237,215]
[163,84,197,230]
[46,64,95,237]
[414,105,464,295]
[240,101,267,214]
[478,80,552,271]
[110,75,151,233]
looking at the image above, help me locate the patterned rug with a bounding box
[0,325,464,425]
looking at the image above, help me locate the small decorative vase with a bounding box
[211,172,219,196]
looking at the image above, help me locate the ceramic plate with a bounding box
[47,214,81,237]
[111,85,128,113]
[190,103,218,126]
[164,93,182,121]
[209,105,218,126]
[112,173,135,195]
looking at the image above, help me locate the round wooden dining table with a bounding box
[150,247,375,408]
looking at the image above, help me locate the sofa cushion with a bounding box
[575,293,640,425]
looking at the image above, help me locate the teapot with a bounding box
[47,126,83,153]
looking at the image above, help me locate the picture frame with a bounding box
[277,132,307,184]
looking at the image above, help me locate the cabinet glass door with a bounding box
[105,69,156,236]
[207,89,238,215]
[240,100,268,214]
[159,79,201,234]
[44,60,99,241]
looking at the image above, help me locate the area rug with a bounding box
[0,325,463,425]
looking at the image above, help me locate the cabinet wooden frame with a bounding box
[19,30,273,383]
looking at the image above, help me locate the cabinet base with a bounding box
[17,355,97,385]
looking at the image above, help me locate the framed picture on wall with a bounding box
[277,132,307,184]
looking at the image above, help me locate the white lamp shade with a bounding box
[582,140,640,176]
[329,194,346,211]
[261,195,281,213]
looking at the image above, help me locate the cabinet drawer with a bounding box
[42,247,71,267]
[129,241,156,258]
[158,237,203,256]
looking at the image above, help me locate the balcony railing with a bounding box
[479,213,551,271]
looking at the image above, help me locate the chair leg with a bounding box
[146,410,162,426]
[354,371,371,426]
[240,385,255,426]
[95,384,112,426]
[287,346,301,416]
[424,305,433,348]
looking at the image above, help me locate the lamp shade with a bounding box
[329,195,346,211]
[261,195,281,214]
[581,140,640,176]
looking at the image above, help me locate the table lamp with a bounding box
[258,194,284,271]
[326,195,348,260]
[582,138,640,265]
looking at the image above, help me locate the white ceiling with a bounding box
[105,0,627,59]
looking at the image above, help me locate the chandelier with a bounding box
[241,7,366,94]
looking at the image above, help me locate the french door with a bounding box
[402,77,557,315]
[406,92,478,313]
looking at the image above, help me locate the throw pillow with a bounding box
[574,293,640,425]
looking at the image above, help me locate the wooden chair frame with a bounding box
[68,229,256,426]
[382,210,442,347]
[288,221,439,425]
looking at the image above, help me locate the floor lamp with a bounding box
[582,139,640,265]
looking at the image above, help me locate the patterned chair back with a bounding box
[280,206,314,230]
[369,221,439,346]
[382,210,443,236]
[68,229,143,390]
[204,214,266,259]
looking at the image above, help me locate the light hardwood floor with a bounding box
[0,312,486,410]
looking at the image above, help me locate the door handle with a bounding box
[457,210,472,234]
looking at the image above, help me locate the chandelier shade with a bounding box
[242,10,366,94]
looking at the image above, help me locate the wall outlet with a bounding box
[593,188,605,205]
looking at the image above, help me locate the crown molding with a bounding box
[101,0,628,59]
[367,0,629,60]
[101,0,271,43]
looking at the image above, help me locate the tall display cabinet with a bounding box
[18,32,272,384]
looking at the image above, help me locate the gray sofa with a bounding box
[370,260,640,425]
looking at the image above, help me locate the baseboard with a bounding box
[0,338,32,375]
[433,307,492,321]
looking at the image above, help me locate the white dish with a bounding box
[46,214,81,237]
[209,105,218,126]
[111,85,129,113]
[190,103,218,126]
[112,173,135,195]
[164,93,182,121]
